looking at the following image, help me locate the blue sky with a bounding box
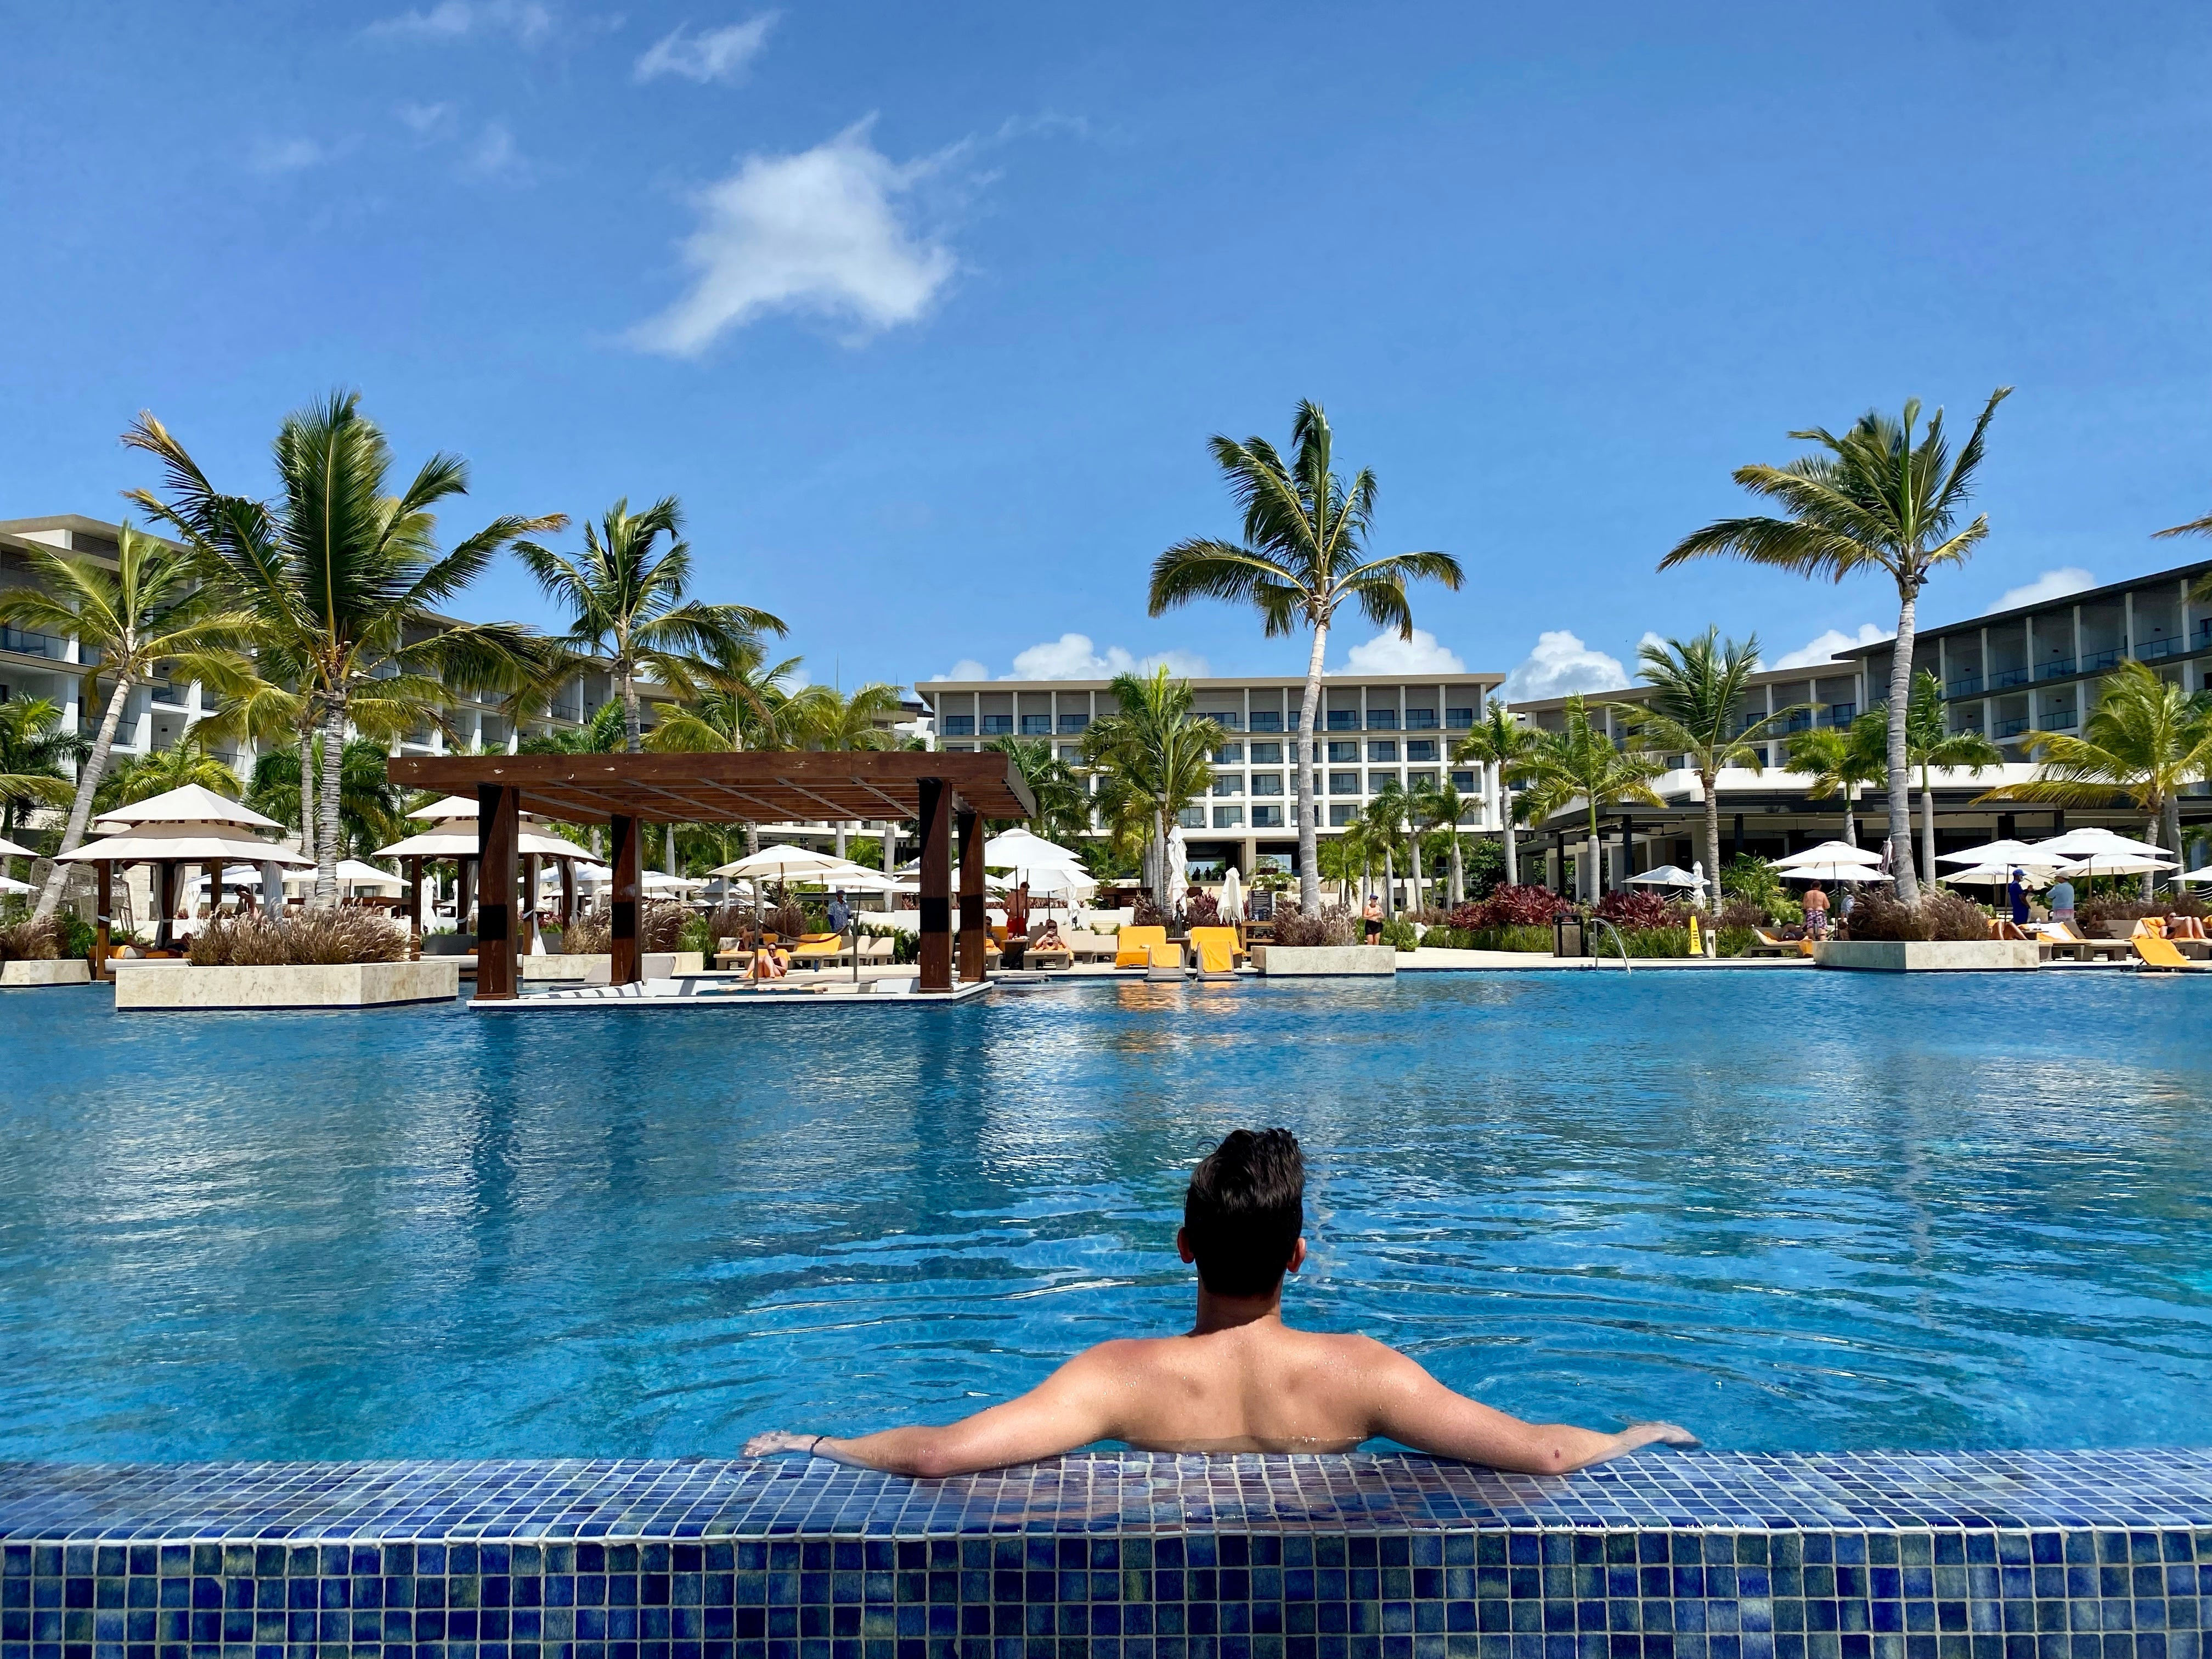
[5,1,2210,698]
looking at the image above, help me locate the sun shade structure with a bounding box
[1770,840,1882,870]
[387,750,1034,1000]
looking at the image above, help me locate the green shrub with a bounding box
[1421,925,1475,949]
[678,914,716,956]
[1715,926,1759,958]
[55,912,97,962]
[1468,923,1553,953]
[1379,917,1419,951]
[1616,926,1692,957]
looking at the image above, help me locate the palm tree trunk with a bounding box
[298,725,318,866]
[2163,795,2183,900]
[1500,776,1518,884]
[32,669,133,921]
[1448,823,1463,907]
[1919,770,1938,889]
[1381,847,1395,919]
[1702,770,1721,916]
[1842,788,1858,848]
[1295,623,1327,913]
[1886,591,1921,901]
[315,699,346,906]
[1585,803,1601,902]
[622,670,642,755]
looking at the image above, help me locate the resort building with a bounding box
[915,670,1507,880]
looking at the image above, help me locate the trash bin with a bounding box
[1553,915,1587,958]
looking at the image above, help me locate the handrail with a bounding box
[1589,916,1632,972]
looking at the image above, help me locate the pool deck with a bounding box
[4,1449,2207,1659]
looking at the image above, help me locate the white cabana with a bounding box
[405,794,480,821]
[375,821,585,861]
[1770,841,1882,870]
[91,783,286,833]
[0,873,32,895]
[641,870,704,894]
[285,859,403,893]
[0,834,40,862]
[1628,864,1709,890]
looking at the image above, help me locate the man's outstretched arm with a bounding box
[1361,1345,1695,1474]
[745,1346,1127,1477]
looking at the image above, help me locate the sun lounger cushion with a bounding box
[1188,927,1238,975]
[1115,926,1166,969]
[2135,934,2193,969]
[1146,941,1184,972]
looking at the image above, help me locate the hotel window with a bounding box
[1212,775,1242,796]
[1212,743,1244,763]
[1327,740,1357,763]
[1409,770,1437,791]
[1058,745,1084,763]
[1177,805,1205,828]
[1367,709,1399,730]
[1368,772,1400,793]
[1329,771,1360,794]
[941,714,975,735]
[1367,740,1397,762]
[1250,741,1282,764]
[1251,774,1284,796]
[1252,804,1284,828]
[981,714,1014,734]
[1327,709,1358,729]
[1451,770,1476,791]
[1406,738,1438,761]
[941,742,974,752]
[1406,707,1437,730]
[1208,712,1244,731]
[1329,803,1357,826]
[1445,706,1476,729]
[1213,805,1244,828]
[1250,710,1283,732]
[1019,714,1052,734]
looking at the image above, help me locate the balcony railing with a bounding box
[1821,702,1857,726]
[2035,658,2076,681]
[1946,674,1983,697]
[2136,635,2190,663]
[2079,646,2123,674]
[1989,665,2032,689]
[2042,709,2078,730]
[1994,715,2030,738]
[0,624,64,660]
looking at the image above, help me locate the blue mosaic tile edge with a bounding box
[3,1451,2211,1543]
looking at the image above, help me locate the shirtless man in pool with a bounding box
[744,1128,1695,1477]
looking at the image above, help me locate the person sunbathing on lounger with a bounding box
[744,1128,1694,1476]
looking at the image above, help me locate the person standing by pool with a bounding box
[2049,873,2076,926]
[1363,895,1384,943]
[744,1128,1695,1476]
[1802,883,1829,939]
[827,892,850,934]
[2007,867,2032,925]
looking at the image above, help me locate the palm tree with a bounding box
[1786,712,1889,848]
[1148,400,1464,913]
[806,682,907,857]
[988,736,1093,847]
[96,725,242,811]
[1365,781,1419,918]
[524,700,629,756]
[0,524,256,919]
[126,393,560,905]
[1516,696,1668,901]
[515,496,784,754]
[0,696,83,872]
[1410,776,1474,906]
[1615,629,1801,912]
[246,737,408,859]
[1081,667,1222,899]
[1979,659,2212,895]
[1317,820,1374,907]
[1899,670,2002,884]
[1453,703,1540,886]
[1659,389,2011,900]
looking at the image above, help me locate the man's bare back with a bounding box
[747,1131,1693,1477]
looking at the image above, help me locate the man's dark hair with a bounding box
[1183,1128,1305,1297]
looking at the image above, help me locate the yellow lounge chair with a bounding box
[1146,940,1186,980]
[2133,933,2198,970]
[1115,926,1166,969]
[1188,926,1239,977]
[787,935,854,970]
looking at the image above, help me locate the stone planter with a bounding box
[113,959,462,1010]
[1249,944,1397,977]
[517,951,703,985]
[1,958,91,987]
[1814,940,2039,973]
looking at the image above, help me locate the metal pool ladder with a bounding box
[1590,917,1631,972]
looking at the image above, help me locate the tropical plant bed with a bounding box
[1249,944,1396,977]
[1814,940,2039,973]
[112,959,461,1010]
[1,958,91,987]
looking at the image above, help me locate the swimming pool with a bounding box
[2,972,2208,1463]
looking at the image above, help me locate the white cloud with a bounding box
[397,101,458,137]
[635,14,778,82]
[1335,627,1465,676]
[462,121,528,181]
[628,120,958,357]
[928,635,1211,682]
[366,0,552,43]
[1990,567,2095,612]
[247,137,332,174]
[1499,630,1629,702]
[1770,623,1891,671]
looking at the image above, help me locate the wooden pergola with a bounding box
[385,751,1035,1001]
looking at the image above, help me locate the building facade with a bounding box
[916,671,1506,880]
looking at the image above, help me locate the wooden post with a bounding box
[917,778,952,992]
[957,805,986,983]
[94,860,111,982]
[156,861,177,952]
[407,856,422,960]
[560,857,575,927]
[475,782,520,1002]
[610,813,642,985]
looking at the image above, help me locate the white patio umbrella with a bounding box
[1218,865,1244,922]
[284,858,403,892]
[1770,840,1883,870]
[981,827,1085,872]
[711,843,853,880]
[0,873,32,894]
[1944,860,2075,889]
[1778,861,1889,883]
[0,834,39,861]
[2029,826,2176,894]
[2177,866,2212,885]
[1628,864,1709,890]
[1938,838,2066,868]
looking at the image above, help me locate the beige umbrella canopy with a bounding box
[0,834,40,862]
[92,783,287,832]
[58,822,311,867]
[1770,840,1882,870]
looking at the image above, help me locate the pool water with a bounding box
[3,972,2209,1463]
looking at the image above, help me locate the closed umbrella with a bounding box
[1218,865,1244,923]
